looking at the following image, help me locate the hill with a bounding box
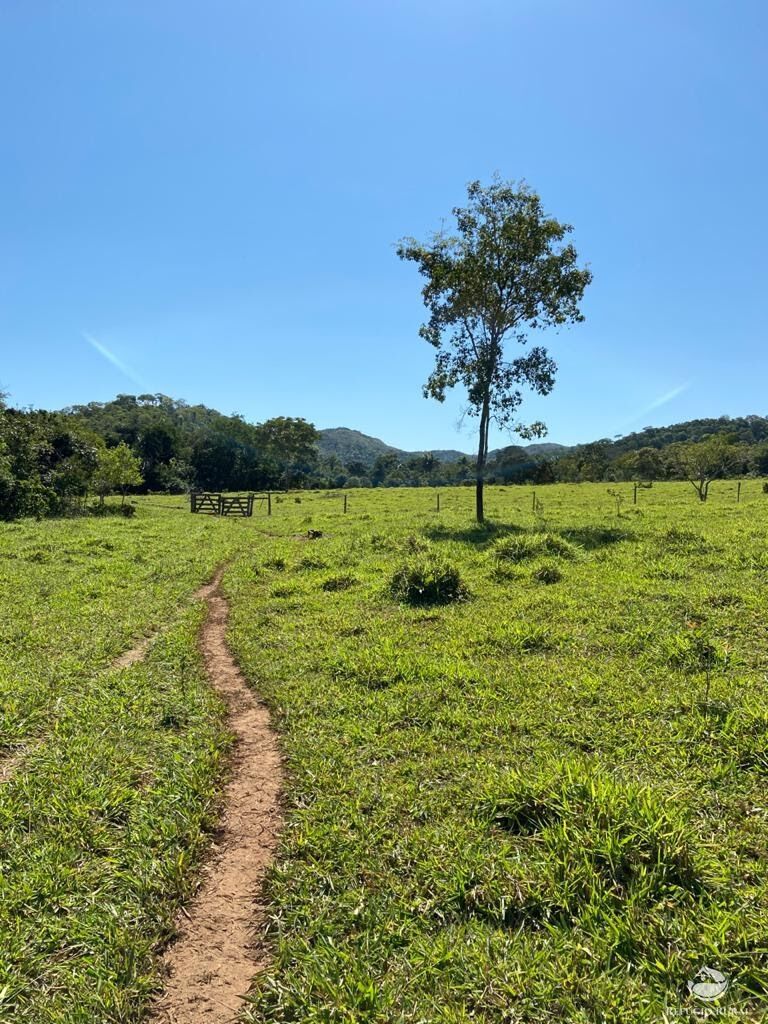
[318,427,566,467]
[317,428,400,465]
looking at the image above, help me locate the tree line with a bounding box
[2,388,765,520]
[0,393,319,519]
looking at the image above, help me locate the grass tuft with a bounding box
[389,555,469,605]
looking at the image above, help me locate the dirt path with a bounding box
[150,568,283,1024]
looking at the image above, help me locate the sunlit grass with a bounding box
[2,481,768,1021]
[227,481,768,1022]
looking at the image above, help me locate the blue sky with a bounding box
[1,1,766,452]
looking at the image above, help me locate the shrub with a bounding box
[390,555,469,606]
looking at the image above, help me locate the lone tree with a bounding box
[397,178,591,521]
[666,435,744,502]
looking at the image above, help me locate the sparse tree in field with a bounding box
[666,435,743,502]
[397,177,591,521]
[93,443,144,505]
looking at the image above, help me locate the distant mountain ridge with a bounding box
[318,427,567,466]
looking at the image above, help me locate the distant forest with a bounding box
[1,392,767,519]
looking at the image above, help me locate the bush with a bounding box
[390,555,469,606]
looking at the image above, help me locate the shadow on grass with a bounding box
[425,522,636,551]
[557,525,636,550]
[423,521,526,547]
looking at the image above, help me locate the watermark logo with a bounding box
[687,966,730,1003]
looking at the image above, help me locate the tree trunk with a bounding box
[475,397,491,523]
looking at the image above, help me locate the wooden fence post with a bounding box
[737,481,741,503]
[267,491,272,516]
[344,494,348,513]
[436,491,440,512]
[633,483,638,505]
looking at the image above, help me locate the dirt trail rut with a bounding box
[150,568,283,1024]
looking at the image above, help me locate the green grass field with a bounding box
[2,482,768,1022]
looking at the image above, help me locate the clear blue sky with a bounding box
[1,1,766,452]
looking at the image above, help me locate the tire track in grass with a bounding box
[0,583,200,787]
[150,567,283,1024]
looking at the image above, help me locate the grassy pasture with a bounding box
[1,481,767,1021]
[0,510,245,1021]
[229,482,768,1022]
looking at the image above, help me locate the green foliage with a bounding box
[92,442,144,504]
[483,764,709,909]
[0,408,99,519]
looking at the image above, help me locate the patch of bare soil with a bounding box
[0,745,29,784]
[149,568,283,1024]
[113,635,154,669]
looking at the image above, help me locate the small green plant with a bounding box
[606,487,625,516]
[389,555,468,605]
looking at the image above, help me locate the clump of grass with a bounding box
[644,556,688,580]
[370,532,396,551]
[263,557,287,571]
[389,555,469,606]
[331,644,436,690]
[494,533,577,563]
[482,764,709,911]
[661,631,729,673]
[321,574,357,592]
[532,562,562,584]
[478,621,556,653]
[705,592,743,608]
[298,556,328,571]
[403,534,431,554]
[658,526,708,550]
